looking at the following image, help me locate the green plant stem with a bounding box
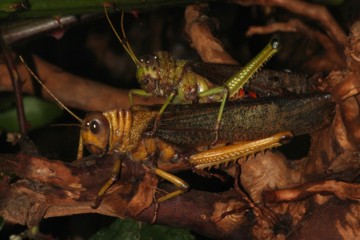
[0,0,216,19]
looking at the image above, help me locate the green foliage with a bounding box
[90,218,196,240]
[0,95,62,132]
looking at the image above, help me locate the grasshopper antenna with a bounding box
[120,11,134,59]
[19,56,83,123]
[104,4,139,65]
[51,123,82,127]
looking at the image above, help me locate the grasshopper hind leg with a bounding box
[153,168,189,202]
[190,131,293,170]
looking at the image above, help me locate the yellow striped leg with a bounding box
[153,168,189,202]
[190,131,293,170]
[91,158,122,209]
[77,136,84,160]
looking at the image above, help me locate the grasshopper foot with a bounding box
[210,122,221,146]
[150,114,161,136]
[150,200,159,224]
[90,196,103,209]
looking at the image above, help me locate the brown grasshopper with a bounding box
[20,56,293,208]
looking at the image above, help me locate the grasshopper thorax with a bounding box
[136,51,187,97]
[81,112,110,156]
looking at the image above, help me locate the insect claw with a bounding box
[211,134,219,146]
[150,114,161,136]
[210,122,221,146]
[90,196,103,209]
[150,201,159,224]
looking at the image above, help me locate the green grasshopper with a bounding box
[104,6,280,143]
[20,55,292,208]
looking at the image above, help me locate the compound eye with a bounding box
[83,112,109,136]
[81,112,109,155]
[139,54,158,66]
[89,120,101,134]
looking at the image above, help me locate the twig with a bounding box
[232,0,346,46]
[320,21,360,149]
[263,180,360,202]
[0,0,216,19]
[0,31,29,135]
[2,14,102,46]
[184,4,238,64]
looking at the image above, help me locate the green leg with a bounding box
[129,89,175,135]
[91,158,122,209]
[153,168,189,202]
[129,89,154,106]
[214,90,228,143]
[224,38,280,97]
[151,92,176,135]
[158,92,176,115]
[198,86,229,145]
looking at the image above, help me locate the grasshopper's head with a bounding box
[103,10,182,97]
[136,53,162,95]
[81,112,110,156]
[136,51,181,96]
